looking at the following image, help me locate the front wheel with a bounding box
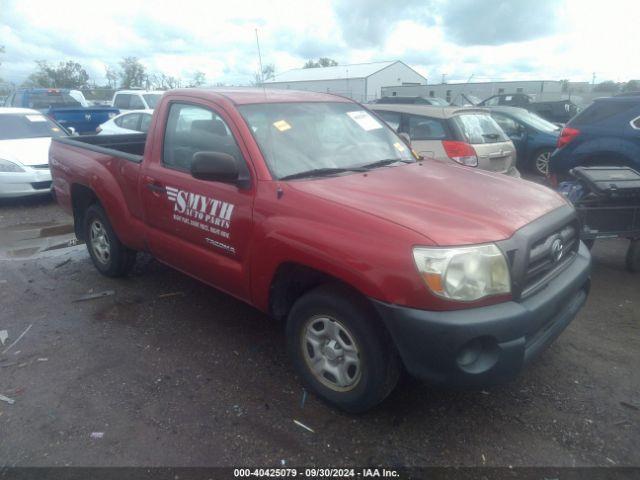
[532,149,553,177]
[286,284,400,413]
[84,204,137,277]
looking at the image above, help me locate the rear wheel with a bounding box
[532,149,553,177]
[84,204,136,277]
[286,284,400,413]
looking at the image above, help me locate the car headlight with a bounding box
[413,244,511,301]
[0,158,25,173]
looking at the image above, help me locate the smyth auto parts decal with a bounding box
[166,186,234,240]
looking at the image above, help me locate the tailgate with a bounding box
[49,108,118,134]
[473,140,516,174]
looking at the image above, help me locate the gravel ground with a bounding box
[0,195,638,467]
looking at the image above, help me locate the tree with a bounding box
[105,66,118,89]
[25,60,89,88]
[147,72,182,90]
[623,80,640,92]
[252,63,275,86]
[303,57,338,69]
[593,80,620,93]
[119,57,146,89]
[188,71,206,87]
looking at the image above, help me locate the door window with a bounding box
[376,110,401,131]
[407,114,447,140]
[492,113,520,136]
[116,113,141,130]
[129,95,146,109]
[140,113,152,132]
[162,103,242,172]
[113,94,131,109]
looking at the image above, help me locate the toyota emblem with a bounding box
[551,238,564,263]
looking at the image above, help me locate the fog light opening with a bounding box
[456,336,500,374]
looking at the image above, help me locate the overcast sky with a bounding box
[1,0,639,86]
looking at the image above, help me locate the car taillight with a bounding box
[549,173,559,187]
[557,127,580,148]
[442,141,478,167]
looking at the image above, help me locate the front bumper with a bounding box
[372,242,591,387]
[0,169,53,198]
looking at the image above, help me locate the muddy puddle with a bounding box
[0,221,82,259]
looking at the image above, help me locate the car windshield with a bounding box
[143,94,162,108]
[238,102,415,179]
[452,113,509,144]
[27,92,82,109]
[0,114,67,140]
[514,110,560,132]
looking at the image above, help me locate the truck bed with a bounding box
[53,134,147,163]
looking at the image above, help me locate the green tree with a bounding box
[188,71,206,87]
[622,80,640,92]
[25,60,89,88]
[593,80,620,93]
[252,63,275,86]
[119,57,146,89]
[303,57,338,69]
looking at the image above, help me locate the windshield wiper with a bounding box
[482,133,500,140]
[358,158,412,170]
[280,167,366,181]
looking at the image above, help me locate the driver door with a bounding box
[140,101,255,301]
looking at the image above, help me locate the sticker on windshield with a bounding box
[26,115,47,122]
[347,111,383,131]
[393,142,406,152]
[273,120,292,132]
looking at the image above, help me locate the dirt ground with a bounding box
[0,195,638,467]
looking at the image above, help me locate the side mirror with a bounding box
[191,151,239,184]
[398,132,411,147]
[67,127,78,136]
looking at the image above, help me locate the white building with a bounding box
[264,61,427,103]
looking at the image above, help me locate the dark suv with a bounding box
[549,96,640,179]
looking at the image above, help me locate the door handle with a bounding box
[145,181,165,196]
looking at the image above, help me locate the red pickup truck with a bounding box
[50,89,591,412]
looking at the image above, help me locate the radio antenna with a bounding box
[255,28,266,94]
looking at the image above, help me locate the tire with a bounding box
[84,204,136,277]
[626,240,640,273]
[286,284,400,413]
[531,149,553,177]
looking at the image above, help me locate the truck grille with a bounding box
[521,221,579,298]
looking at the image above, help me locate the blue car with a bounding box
[549,95,640,179]
[4,88,119,135]
[488,106,561,176]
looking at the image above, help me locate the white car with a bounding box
[111,90,163,110]
[97,109,153,135]
[0,108,68,198]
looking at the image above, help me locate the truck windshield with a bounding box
[143,94,162,108]
[26,92,82,109]
[0,114,67,140]
[238,102,415,179]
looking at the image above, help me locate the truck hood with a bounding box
[0,137,52,167]
[288,162,567,245]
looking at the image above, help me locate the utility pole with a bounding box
[441,73,447,84]
[592,72,596,85]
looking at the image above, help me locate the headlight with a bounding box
[413,244,511,301]
[0,158,25,173]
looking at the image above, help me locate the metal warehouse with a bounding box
[264,61,427,103]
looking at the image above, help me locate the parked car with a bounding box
[4,89,119,135]
[450,93,482,107]
[0,107,68,198]
[375,96,450,106]
[50,89,591,412]
[112,90,163,111]
[97,109,154,135]
[478,93,580,124]
[369,104,520,176]
[488,106,561,176]
[549,96,640,181]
